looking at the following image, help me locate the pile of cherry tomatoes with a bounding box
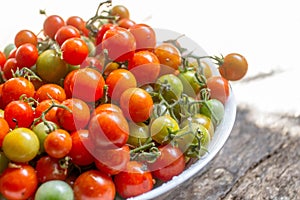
[0,1,248,199]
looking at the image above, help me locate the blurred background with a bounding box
[0,0,299,114]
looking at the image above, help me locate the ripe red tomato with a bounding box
[14,29,37,47]
[44,128,72,159]
[128,50,160,85]
[4,100,34,129]
[73,170,116,200]
[114,161,154,198]
[43,15,65,39]
[120,87,154,123]
[148,145,186,181]
[105,68,137,101]
[102,26,136,62]
[2,57,18,80]
[61,37,89,65]
[56,98,90,132]
[15,43,38,68]
[154,42,182,71]
[66,68,105,102]
[88,111,129,149]
[0,51,7,69]
[35,83,67,103]
[94,145,130,175]
[68,129,94,166]
[117,18,136,29]
[55,25,81,46]
[110,5,130,20]
[91,103,123,117]
[34,99,60,125]
[95,23,117,46]
[66,16,89,36]
[128,23,156,51]
[206,76,230,104]
[1,77,35,107]
[35,156,68,183]
[0,164,38,200]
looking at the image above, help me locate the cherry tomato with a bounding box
[1,77,35,107]
[55,25,81,46]
[2,128,39,163]
[114,161,153,198]
[148,144,185,181]
[36,49,68,83]
[110,5,130,20]
[35,180,74,200]
[34,99,60,125]
[128,50,160,85]
[44,128,72,159]
[102,26,136,62]
[35,156,68,183]
[4,100,34,129]
[127,121,150,147]
[120,87,154,123]
[66,16,89,36]
[14,29,37,47]
[128,23,156,51]
[118,18,136,29]
[206,76,230,104]
[91,103,123,117]
[156,73,184,101]
[61,37,89,65]
[80,56,103,71]
[66,67,105,102]
[35,83,67,102]
[43,15,65,39]
[73,170,116,200]
[3,43,16,59]
[95,23,117,47]
[200,98,225,126]
[0,118,9,147]
[177,69,200,97]
[105,68,137,101]
[2,57,18,80]
[56,98,90,132]
[0,51,6,69]
[219,53,248,81]
[0,164,38,200]
[150,115,179,144]
[68,129,94,166]
[88,111,129,149]
[15,43,38,68]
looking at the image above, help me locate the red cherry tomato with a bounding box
[35,83,67,102]
[2,57,18,79]
[114,161,154,199]
[14,29,38,47]
[102,26,136,62]
[73,170,116,200]
[120,87,154,123]
[128,50,160,85]
[15,43,38,68]
[4,100,34,129]
[61,37,89,65]
[0,117,10,147]
[68,129,94,166]
[44,129,72,159]
[0,164,38,200]
[94,145,130,175]
[95,23,117,46]
[43,15,65,39]
[55,25,81,46]
[129,23,156,51]
[148,145,186,181]
[105,68,137,101]
[0,51,7,69]
[35,155,68,183]
[206,76,230,104]
[66,16,90,36]
[34,99,60,125]
[91,103,123,117]
[117,18,136,29]
[56,98,90,132]
[88,111,129,149]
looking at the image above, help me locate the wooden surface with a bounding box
[159,105,300,200]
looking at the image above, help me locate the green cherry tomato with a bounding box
[2,128,40,163]
[150,115,179,144]
[175,122,210,158]
[32,121,58,153]
[127,122,150,147]
[156,74,183,102]
[36,49,68,83]
[200,99,225,126]
[177,70,201,97]
[35,180,74,200]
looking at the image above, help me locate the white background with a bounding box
[0,0,299,114]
